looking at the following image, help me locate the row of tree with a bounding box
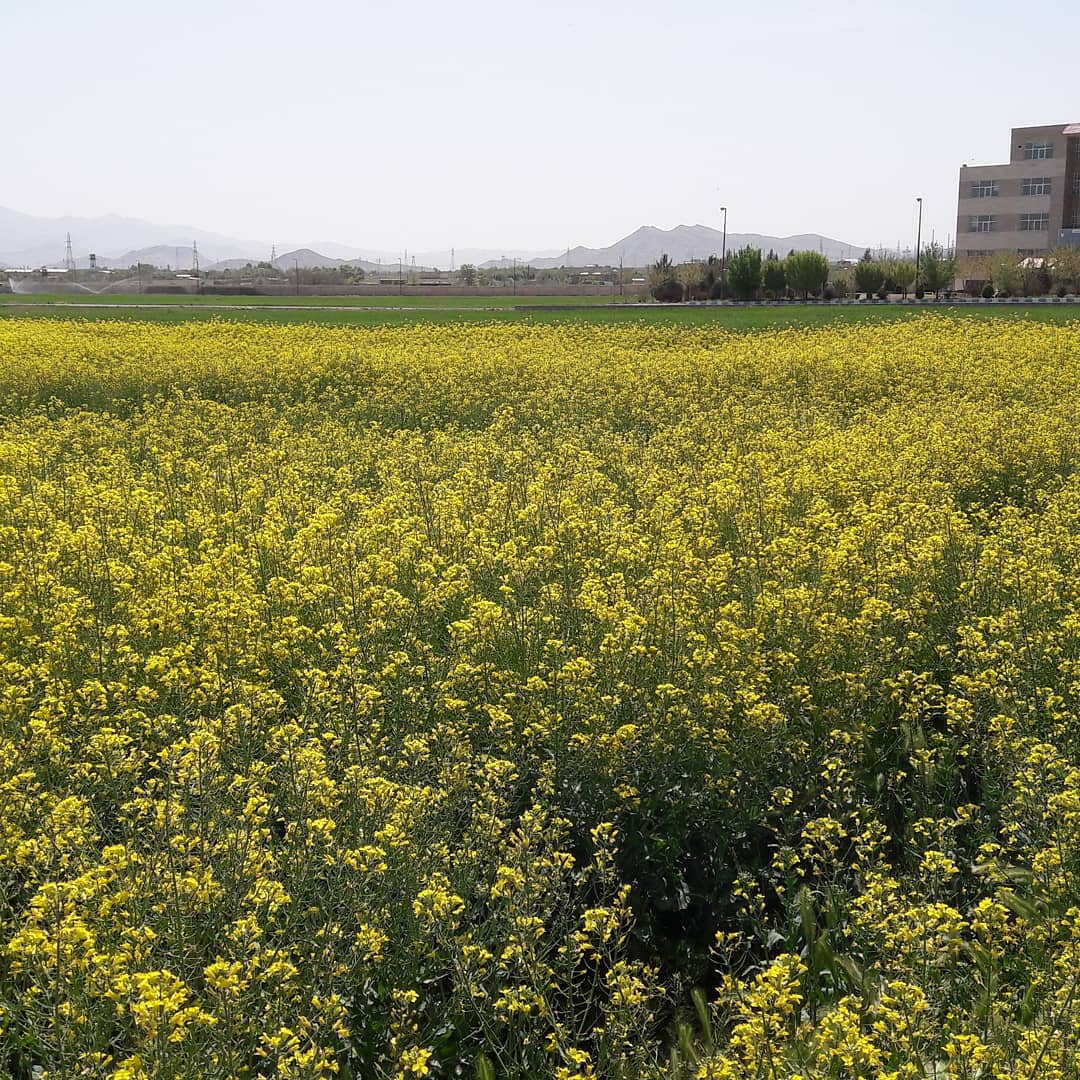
[849,246,956,299]
[202,262,626,288]
[649,249,835,302]
[196,246,1078,297]
[649,244,960,302]
[956,247,1080,297]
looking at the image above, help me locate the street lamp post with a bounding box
[720,206,728,300]
[914,197,923,297]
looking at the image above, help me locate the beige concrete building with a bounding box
[956,123,1080,258]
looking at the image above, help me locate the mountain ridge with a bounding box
[1,207,866,272]
[0,206,258,269]
[485,224,866,269]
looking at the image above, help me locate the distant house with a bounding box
[569,268,613,285]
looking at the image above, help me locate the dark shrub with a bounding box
[982,283,995,299]
[650,279,684,303]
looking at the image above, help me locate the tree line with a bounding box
[956,248,1080,298]
[649,244,960,302]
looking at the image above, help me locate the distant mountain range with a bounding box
[485,225,866,269]
[0,207,258,270]
[0,208,539,272]
[1,207,866,272]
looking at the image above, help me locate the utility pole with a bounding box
[720,206,728,300]
[914,197,923,295]
[193,241,201,294]
[295,258,300,296]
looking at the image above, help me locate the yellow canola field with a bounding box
[2,316,1080,1078]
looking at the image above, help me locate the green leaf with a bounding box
[691,987,714,1053]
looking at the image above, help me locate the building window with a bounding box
[1072,209,1080,228]
[1022,177,1052,196]
[1019,213,1049,231]
[1022,141,1054,160]
[969,215,994,232]
[1074,174,1080,194]
[970,179,999,197]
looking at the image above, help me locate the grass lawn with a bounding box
[1,297,1079,329]
[0,291,627,308]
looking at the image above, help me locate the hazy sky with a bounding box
[4,0,1079,252]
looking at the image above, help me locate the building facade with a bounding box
[956,123,1080,259]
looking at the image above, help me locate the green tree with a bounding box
[762,250,786,296]
[854,258,885,298]
[784,250,830,300]
[891,259,916,298]
[919,242,955,298]
[726,246,763,300]
[458,264,478,286]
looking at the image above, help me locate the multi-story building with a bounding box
[956,123,1080,259]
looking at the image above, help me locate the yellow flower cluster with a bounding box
[3,315,1080,1077]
